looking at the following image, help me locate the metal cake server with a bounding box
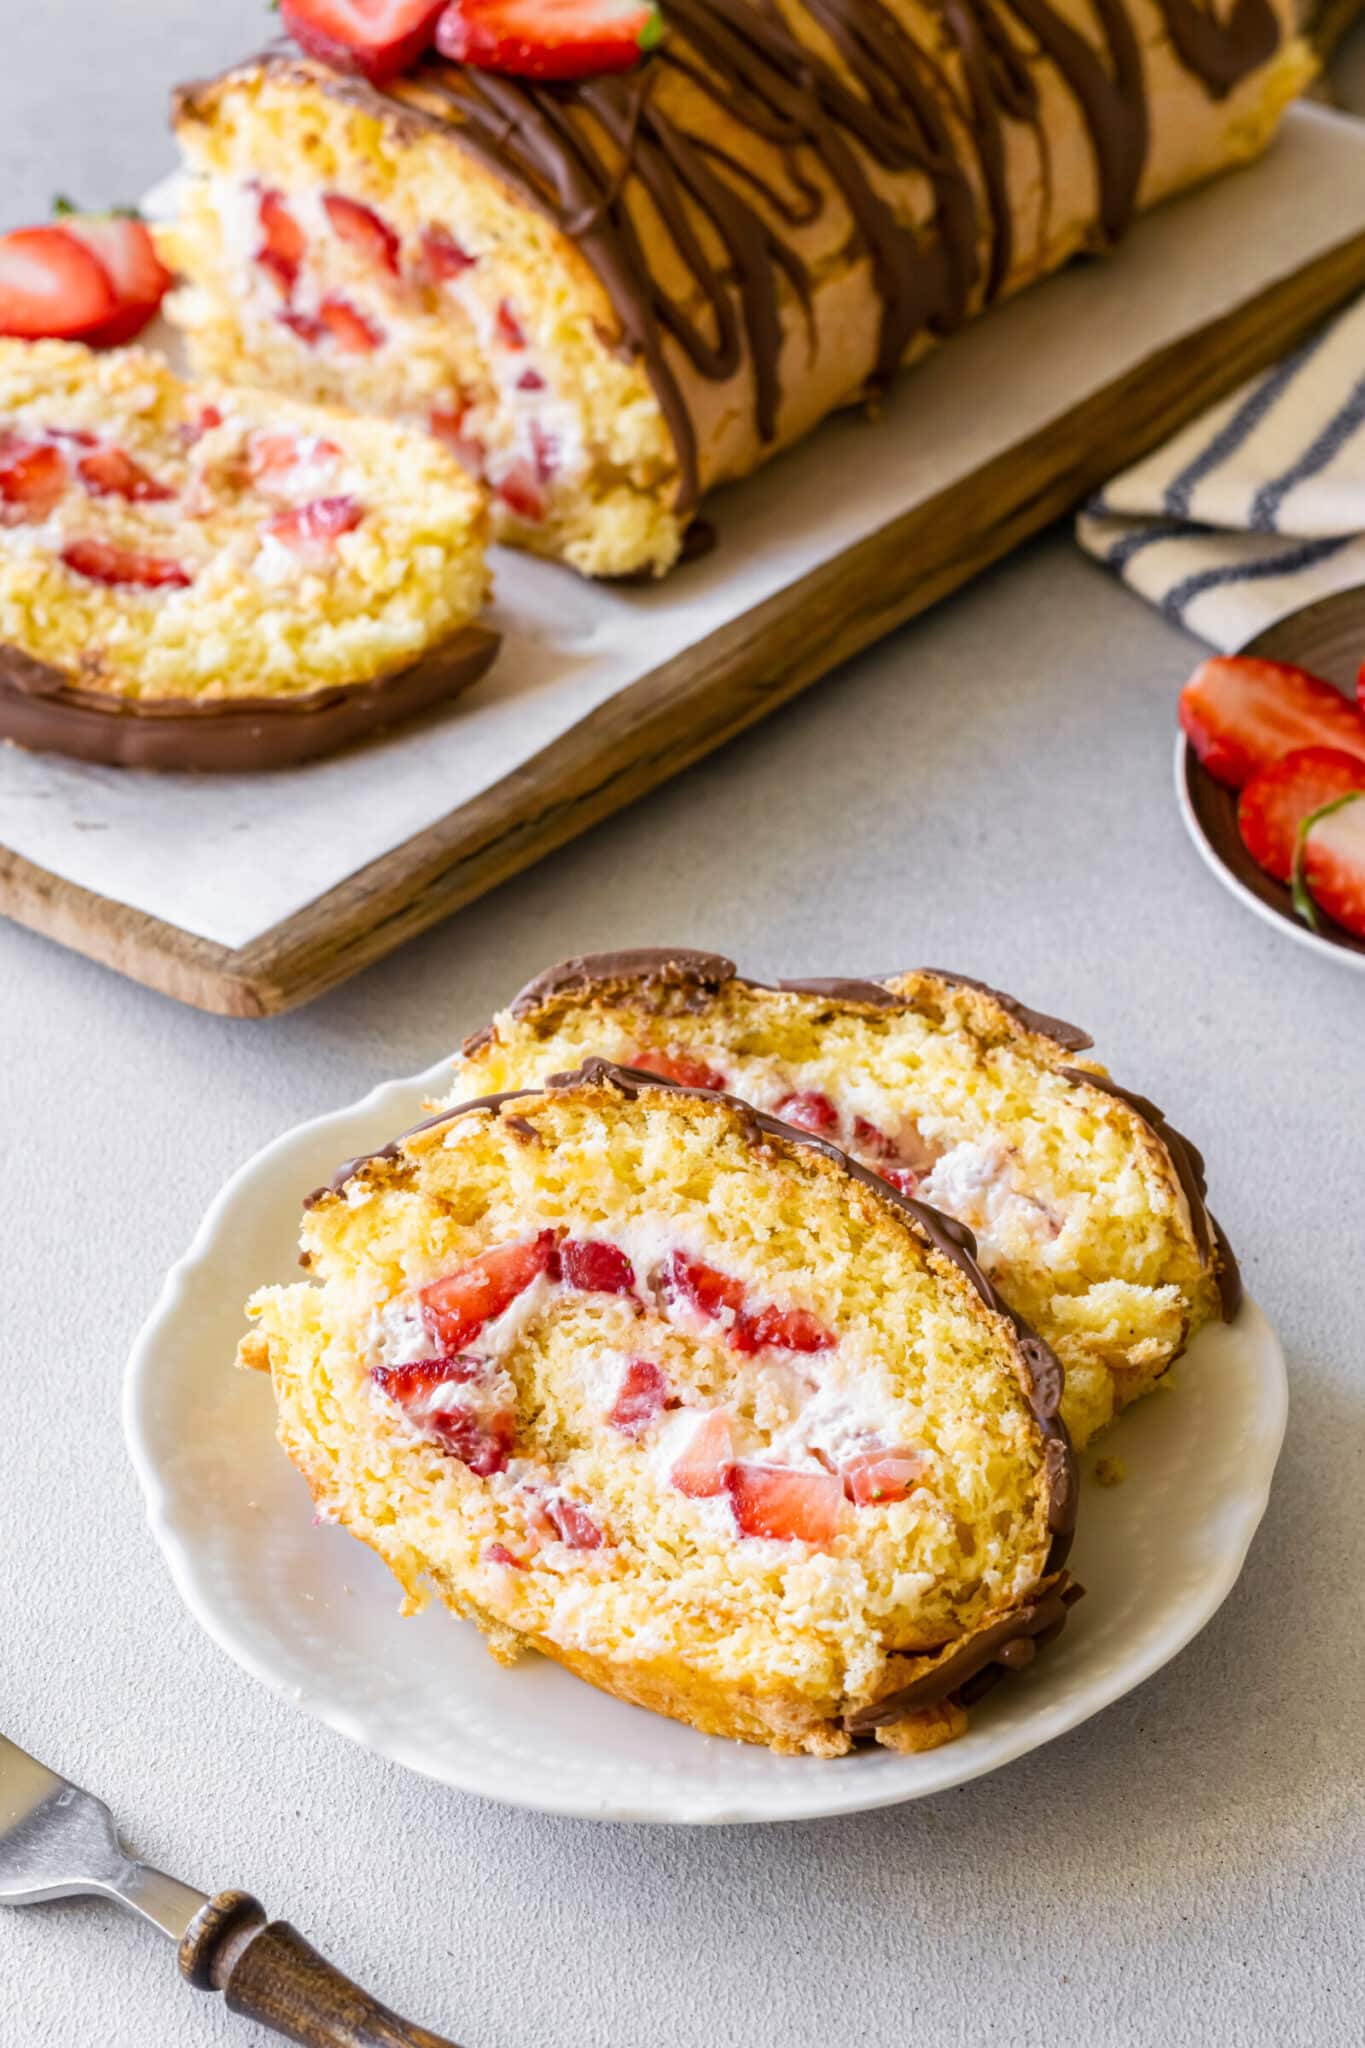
[0,1730,459,2046]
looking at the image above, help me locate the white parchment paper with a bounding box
[3,102,1364,951]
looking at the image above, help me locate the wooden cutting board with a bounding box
[6,110,1365,1017]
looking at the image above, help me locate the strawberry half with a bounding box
[435,0,662,80]
[1238,747,1365,883]
[1179,656,1365,790]
[282,0,446,81]
[54,212,173,345]
[1296,792,1365,940]
[0,227,117,340]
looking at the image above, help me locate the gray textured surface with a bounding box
[2,13,1364,2046]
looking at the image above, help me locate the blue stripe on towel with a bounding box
[1163,326,1333,522]
[1249,370,1365,532]
[1160,534,1354,625]
[1103,518,1196,572]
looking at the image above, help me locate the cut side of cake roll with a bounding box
[166,0,1310,577]
[239,1060,1077,1757]
[451,952,1239,1449]
[0,339,496,768]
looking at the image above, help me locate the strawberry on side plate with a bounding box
[1180,656,1365,790]
[282,0,446,81]
[53,208,174,345]
[435,0,662,80]
[1238,747,1365,884]
[1295,791,1365,940]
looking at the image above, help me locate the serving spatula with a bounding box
[0,1729,459,2045]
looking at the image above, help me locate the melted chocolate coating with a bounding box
[918,968,1094,1051]
[228,0,1282,512]
[0,625,499,772]
[845,1576,1084,1729]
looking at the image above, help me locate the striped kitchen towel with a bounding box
[1076,291,1365,651]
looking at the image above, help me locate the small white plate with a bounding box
[1176,590,1365,972]
[124,1057,1288,1825]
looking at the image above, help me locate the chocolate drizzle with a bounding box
[268,0,1284,509]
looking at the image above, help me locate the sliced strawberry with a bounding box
[879,1166,921,1198]
[61,538,192,589]
[323,193,401,276]
[774,1090,838,1136]
[484,1541,527,1569]
[1179,656,1365,790]
[371,1354,480,1403]
[731,1305,835,1355]
[629,1049,728,1092]
[282,0,446,81]
[435,0,662,81]
[661,1251,745,1324]
[1298,791,1365,939]
[494,460,546,522]
[420,1231,558,1350]
[608,1358,668,1438]
[318,294,385,353]
[0,226,118,340]
[727,1463,844,1544]
[1238,747,1365,883]
[560,1239,636,1293]
[0,442,68,519]
[545,1495,604,1549]
[418,225,476,281]
[428,404,486,474]
[76,445,173,502]
[842,1447,924,1507]
[429,1403,516,1475]
[256,190,307,299]
[265,494,365,557]
[55,214,173,345]
[668,1409,735,1498]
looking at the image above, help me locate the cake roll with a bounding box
[0,339,495,768]
[449,950,1238,1448]
[165,0,1311,579]
[239,1059,1077,1757]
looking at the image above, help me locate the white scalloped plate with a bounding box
[124,1056,1287,1824]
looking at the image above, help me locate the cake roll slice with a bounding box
[0,339,495,768]
[240,1060,1077,1757]
[450,952,1238,1448]
[166,0,1310,577]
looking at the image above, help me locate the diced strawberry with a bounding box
[517,368,546,391]
[852,1115,896,1159]
[545,1495,604,1549]
[494,460,546,522]
[278,309,325,347]
[429,1403,516,1475]
[774,1090,838,1136]
[608,1358,668,1437]
[494,298,526,348]
[0,226,118,340]
[1299,791,1365,939]
[428,404,486,475]
[1237,746,1365,884]
[727,1463,844,1544]
[731,1305,835,1355]
[247,430,342,482]
[61,538,192,589]
[629,1049,728,1091]
[0,442,68,519]
[529,420,559,485]
[1179,656,1365,790]
[560,1239,636,1294]
[420,1230,558,1350]
[484,1541,527,1569]
[323,193,401,276]
[182,403,224,446]
[371,1354,481,1403]
[76,445,173,502]
[265,494,365,558]
[318,294,385,353]
[435,0,663,81]
[256,190,307,299]
[842,1447,924,1507]
[55,214,173,345]
[879,1166,921,1197]
[282,0,446,81]
[668,1409,734,1498]
[418,225,475,281]
[661,1251,745,1323]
